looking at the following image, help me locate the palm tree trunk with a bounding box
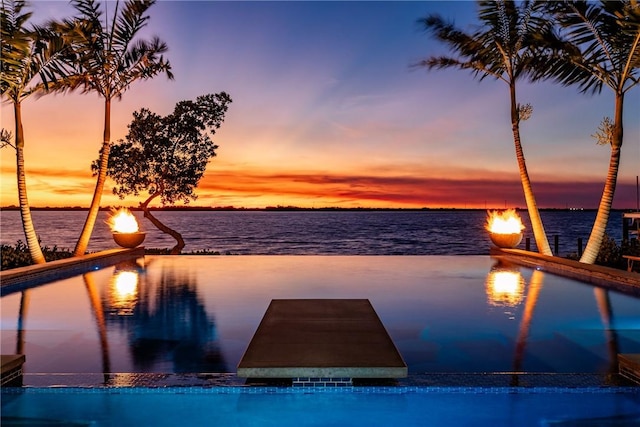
[14,102,45,264]
[509,85,552,255]
[580,93,624,264]
[593,288,619,375]
[74,98,112,256]
[140,190,185,255]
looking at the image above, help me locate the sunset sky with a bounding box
[1,1,639,209]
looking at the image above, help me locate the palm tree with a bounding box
[1,0,69,264]
[538,1,640,264]
[417,0,554,255]
[51,0,173,256]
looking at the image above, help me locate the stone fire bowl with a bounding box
[112,232,146,248]
[489,232,523,249]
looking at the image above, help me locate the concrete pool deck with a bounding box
[0,247,144,294]
[1,354,25,386]
[491,248,640,294]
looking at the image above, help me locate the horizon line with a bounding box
[1,205,634,212]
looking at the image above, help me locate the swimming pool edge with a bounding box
[490,248,640,295]
[0,248,145,294]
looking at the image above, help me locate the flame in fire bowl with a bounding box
[486,209,525,249]
[109,208,146,248]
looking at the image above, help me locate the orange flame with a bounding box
[486,209,524,234]
[109,208,139,233]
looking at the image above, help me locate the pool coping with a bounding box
[3,248,636,288]
[491,248,640,295]
[5,372,638,389]
[0,248,145,295]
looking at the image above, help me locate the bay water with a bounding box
[0,209,628,256]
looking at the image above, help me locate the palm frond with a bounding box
[543,0,640,95]
[52,0,171,100]
[70,0,101,21]
[2,0,74,102]
[417,1,560,86]
[417,13,506,82]
[112,0,153,50]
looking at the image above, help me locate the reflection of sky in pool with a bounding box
[1,256,639,378]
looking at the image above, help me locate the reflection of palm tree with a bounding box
[594,288,619,377]
[511,269,545,386]
[16,290,30,354]
[83,272,110,383]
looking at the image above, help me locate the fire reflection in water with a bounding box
[485,263,525,313]
[108,270,139,316]
[485,260,546,385]
[103,264,226,374]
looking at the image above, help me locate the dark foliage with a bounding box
[1,242,235,270]
[93,92,232,254]
[95,92,232,206]
[1,240,72,270]
[586,234,640,269]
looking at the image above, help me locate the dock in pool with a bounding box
[237,299,407,386]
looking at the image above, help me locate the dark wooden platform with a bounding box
[237,299,407,379]
[618,353,640,385]
[1,354,25,387]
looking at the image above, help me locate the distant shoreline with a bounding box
[0,206,630,212]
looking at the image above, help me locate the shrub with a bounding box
[564,234,636,270]
[595,234,622,268]
[593,233,640,270]
[1,241,72,270]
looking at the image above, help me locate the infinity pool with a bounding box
[1,255,638,382]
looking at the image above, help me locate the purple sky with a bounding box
[1,1,638,209]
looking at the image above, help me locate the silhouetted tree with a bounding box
[94,92,232,254]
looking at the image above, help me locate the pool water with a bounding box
[2,386,639,427]
[1,256,639,381]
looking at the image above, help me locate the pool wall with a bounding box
[491,248,640,294]
[2,386,639,427]
[0,248,144,295]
